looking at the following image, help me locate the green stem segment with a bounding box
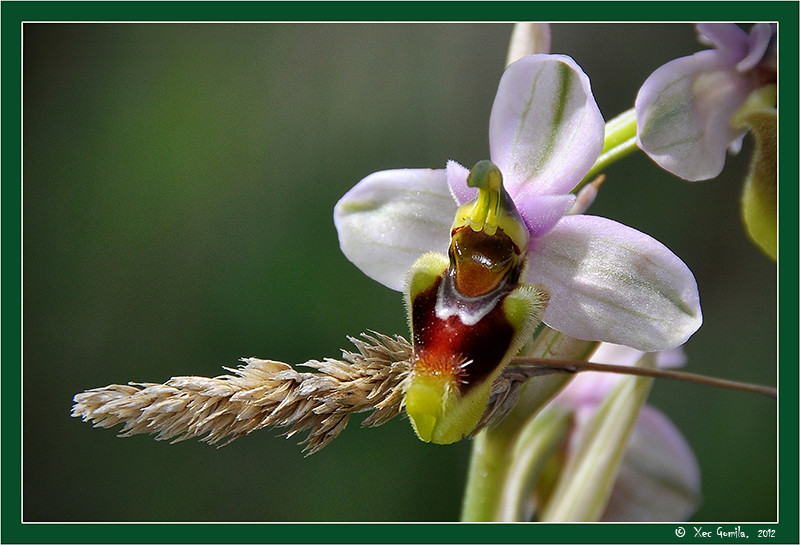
[577,108,639,191]
[495,406,572,521]
[460,327,598,521]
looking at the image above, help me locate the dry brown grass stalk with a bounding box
[72,332,413,455]
[72,331,561,453]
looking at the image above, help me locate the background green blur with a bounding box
[23,23,776,522]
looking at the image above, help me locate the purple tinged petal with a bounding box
[514,193,576,238]
[695,23,749,58]
[638,23,775,181]
[737,23,775,72]
[526,215,702,352]
[446,159,473,204]
[489,55,604,196]
[333,168,456,291]
[636,49,754,181]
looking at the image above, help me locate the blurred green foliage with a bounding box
[23,23,776,522]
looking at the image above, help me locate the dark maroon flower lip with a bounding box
[411,274,517,395]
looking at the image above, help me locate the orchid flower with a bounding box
[536,343,701,522]
[636,23,777,259]
[636,23,776,182]
[66,25,778,525]
[335,54,702,353]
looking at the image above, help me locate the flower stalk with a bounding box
[460,327,597,521]
[580,108,639,188]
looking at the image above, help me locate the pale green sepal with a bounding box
[490,55,605,196]
[404,252,448,303]
[334,168,456,292]
[731,86,777,261]
[502,284,550,344]
[495,406,572,521]
[528,215,702,352]
[539,354,656,522]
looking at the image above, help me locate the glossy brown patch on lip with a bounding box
[450,225,521,298]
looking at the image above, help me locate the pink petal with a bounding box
[489,55,604,196]
[737,23,775,72]
[526,215,702,351]
[446,159,473,204]
[514,193,575,238]
[334,168,456,291]
[636,49,754,181]
[695,23,749,58]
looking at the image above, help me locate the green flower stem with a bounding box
[577,108,639,191]
[460,374,569,522]
[602,107,637,153]
[460,327,598,521]
[495,406,572,521]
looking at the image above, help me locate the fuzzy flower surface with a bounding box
[335,54,702,352]
[636,23,777,182]
[542,343,701,521]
